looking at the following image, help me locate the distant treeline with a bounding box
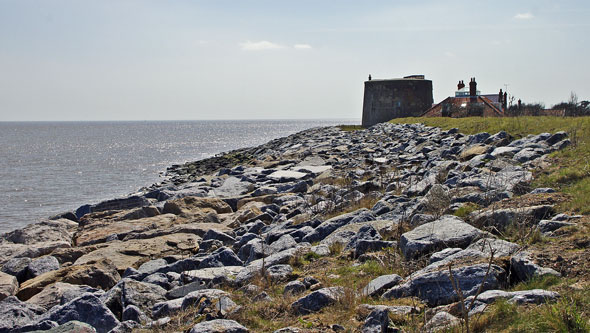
[506,92,590,117]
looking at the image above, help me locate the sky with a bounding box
[0,0,588,121]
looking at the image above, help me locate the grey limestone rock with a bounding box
[362,274,403,298]
[291,287,344,315]
[1,257,31,283]
[27,256,60,279]
[137,258,168,275]
[423,311,460,332]
[42,294,120,333]
[203,229,236,246]
[142,272,171,290]
[152,298,183,319]
[538,219,575,234]
[362,308,390,333]
[383,263,506,306]
[198,247,243,269]
[166,281,205,300]
[122,279,167,317]
[284,280,306,296]
[511,252,560,282]
[469,205,553,230]
[266,264,293,282]
[302,208,374,243]
[188,319,249,333]
[399,215,484,260]
[122,304,149,323]
[0,296,45,332]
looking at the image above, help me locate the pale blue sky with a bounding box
[1,0,588,121]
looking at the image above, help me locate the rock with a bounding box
[284,280,306,296]
[357,304,418,316]
[469,205,554,230]
[423,311,460,332]
[166,281,205,299]
[73,233,200,273]
[181,289,238,317]
[362,307,390,333]
[302,209,376,244]
[252,291,273,302]
[1,257,31,283]
[530,187,556,194]
[109,320,141,333]
[17,258,121,301]
[355,240,397,258]
[538,220,575,234]
[27,255,60,279]
[164,196,233,215]
[26,282,103,311]
[198,247,243,269]
[188,319,249,333]
[41,294,120,333]
[459,144,489,161]
[152,298,183,319]
[182,266,243,286]
[266,264,293,282]
[142,272,171,290]
[273,327,300,333]
[399,215,484,260]
[291,287,344,315]
[0,296,45,331]
[546,131,568,145]
[203,229,236,246]
[29,320,94,333]
[122,304,149,323]
[465,238,519,258]
[269,234,298,253]
[302,276,320,288]
[267,170,308,182]
[2,220,72,246]
[429,248,462,264]
[213,177,254,197]
[0,271,18,301]
[511,252,560,282]
[362,274,402,297]
[383,263,506,306]
[122,279,167,317]
[137,259,169,275]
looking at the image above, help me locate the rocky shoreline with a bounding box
[0,122,578,332]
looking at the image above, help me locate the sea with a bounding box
[0,119,357,234]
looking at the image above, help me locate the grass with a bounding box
[337,124,363,131]
[470,286,590,332]
[453,202,481,219]
[393,116,590,214]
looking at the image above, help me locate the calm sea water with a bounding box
[0,120,357,234]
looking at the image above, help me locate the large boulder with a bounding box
[469,205,554,230]
[122,279,167,317]
[1,257,32,283]
[362,274,402,298]
[198,247,243,269]
[73,233,200,273]
[163,196,233,215]
[26,282,104,311]
[41,294,120,333]
[302,209,375,243]
[511,252,560,282]
[0,296,45,331]
[382,263,506,306]
[27,255,60,279]
[399,215,485,260]
[291,287,344,315]
[17,258,120,301]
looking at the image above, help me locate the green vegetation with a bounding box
[453,202,481,219]
[393,116,590,214]
[470,287,590,332]
[337,124,363,131]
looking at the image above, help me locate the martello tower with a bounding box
[361,75,433,127]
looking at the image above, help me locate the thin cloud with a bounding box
[514,12,534,20]
[294,44,312,49]
[239,40,284,51]
[444,51,455,58]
